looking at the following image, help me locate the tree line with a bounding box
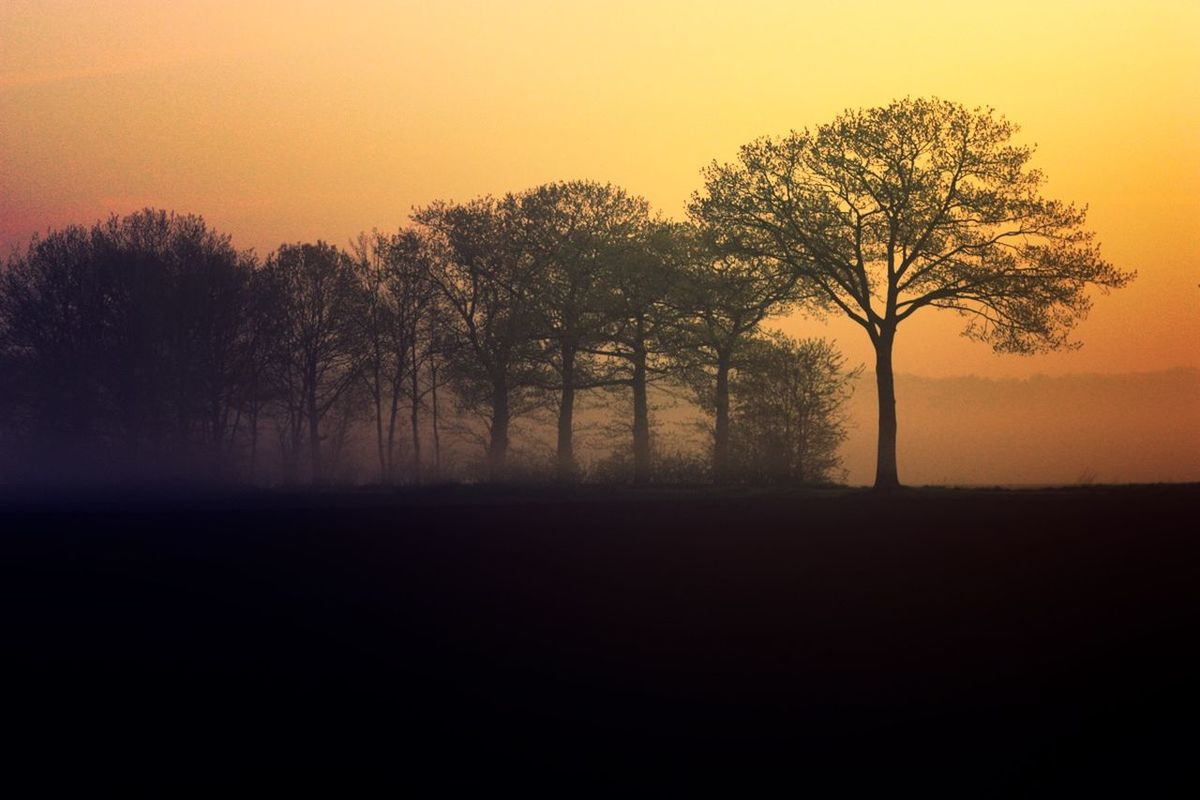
[0,191,854,486]
[0,99,1131,489]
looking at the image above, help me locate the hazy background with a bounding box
[839,369,1200,486]
[2,0,1197,485]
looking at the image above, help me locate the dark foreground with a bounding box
[4,484,1197,792]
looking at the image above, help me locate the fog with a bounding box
[839,368,1200,486]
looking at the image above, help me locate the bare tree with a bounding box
[350,229,439,483]
[261,241,362,485]
[693,98,1134,489]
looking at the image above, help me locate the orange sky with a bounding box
[2,0,1198,379]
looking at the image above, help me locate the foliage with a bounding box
[728,332,859,485]
[694,97,1133,352]
[0,209,256,480]
[258,240,363,483]
[669,224,814,479]
[692,97,1134,487]
[413,196,551,478]
[1,99,1132,490]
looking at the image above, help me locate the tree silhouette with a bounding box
[261,241,362,484]
[729,332,859,485]
[414,197,547,481]
[0,210,256,481]
[672,228,809,482]
[519,181,651,481]
[594,219,689,485]
[350,229,440,484]
[240,267,285,481]
[692,98,1134,489]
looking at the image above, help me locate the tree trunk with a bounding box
[372,378,386,484]
[488,377,509,482]
[713,349,732,483]
[873,329,901,490]
[430,358,441,480]
[283,426,299,486]
[632,342,650,485]
[386,376,402,485]
[410,338,422,485]
[224,402,242,481]
[248,401,259,484]
[556,342,577,482]
[283,403,302,486]
[307,377,322,485]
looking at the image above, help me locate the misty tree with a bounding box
[420,287,456,481]
[671,228,811,482]
[351,230,403,484]
[729,332,859,485]
[1,223,107,463]
[692,97,1134,490]
[351,228,440,484]
[157,218,259,471]
[392,230,443,484]
[240,267,286,481]
[520,181,651,481]
[413,197,547,481]
[593,218,689,484]
[0,210,256,479]
[261,241,362,484]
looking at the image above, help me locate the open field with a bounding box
[4,484,1197,792]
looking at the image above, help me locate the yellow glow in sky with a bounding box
[2,0,1197,378]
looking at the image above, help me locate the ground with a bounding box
[4,484,1197,792]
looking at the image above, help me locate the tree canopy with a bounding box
[0,98,1135,489]
[692,97,1134,488]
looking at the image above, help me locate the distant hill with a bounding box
[840,368,1200,486]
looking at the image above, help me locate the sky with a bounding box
[2,0,1198,381]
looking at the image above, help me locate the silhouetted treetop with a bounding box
[0,209,256,481]
[694,97,1133,353]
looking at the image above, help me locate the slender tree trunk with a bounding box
[556,342,577,482]
[430,358,441,480]
[386,377,402,484]
[307,375,322,485]
[284,397,303,486]
[632,342,650,485]
[873,329,900,490]
[410,338,422,485]
[488,377,509,482]
[282,433,296,486]
[210,396,224,474]
[372,376,386,483]
[713,349,732,483]
[225,402,242,481]
[248,400,259,483]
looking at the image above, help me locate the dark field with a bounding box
[4,484,1198,792]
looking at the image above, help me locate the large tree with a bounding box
[692,98,1134,489]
